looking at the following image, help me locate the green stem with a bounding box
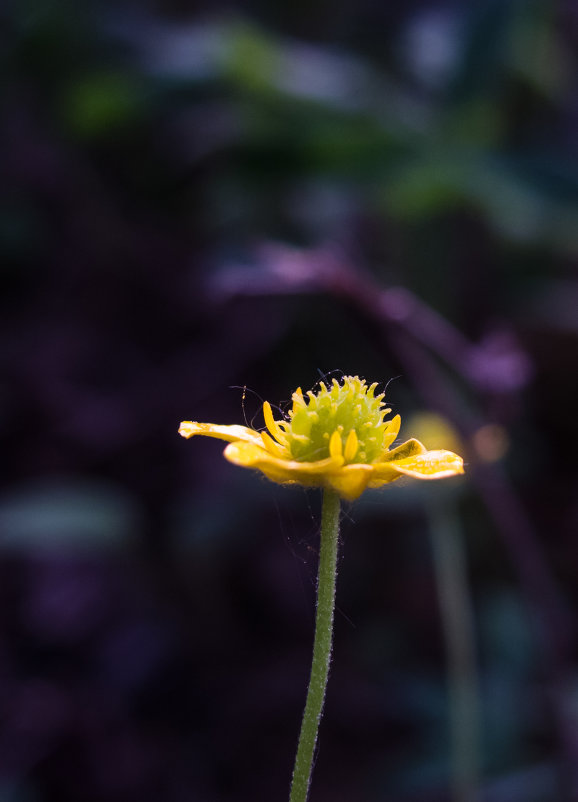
[290,488,341,802]
[429,499,480,802]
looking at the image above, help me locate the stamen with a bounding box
[292,387,305,408]
[344,429,359,462]
[329,430,343,459]
[263,401,287,444]
[260,431,287,458]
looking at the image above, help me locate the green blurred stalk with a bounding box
[429,498,481,802]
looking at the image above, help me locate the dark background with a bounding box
[1,0,578,800]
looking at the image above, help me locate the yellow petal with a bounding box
[367,472,402,488]
[327,464,373,501]
[370,439,429,483]
[178,421,262,446]
[381,414,401,450]
[224,441,344,486]
[386,449,464,480]
[382,438,427,463]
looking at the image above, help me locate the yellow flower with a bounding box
[179,376,464,501]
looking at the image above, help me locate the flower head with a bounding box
[179,376,464,501]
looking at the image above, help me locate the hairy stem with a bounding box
[290,488,341,802]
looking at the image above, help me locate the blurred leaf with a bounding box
[507,0,569,97]
[383,150,578,250]
[449,0,517,101]
[61,72,147,139]
[220,21,282,95]
[0,478,140,552]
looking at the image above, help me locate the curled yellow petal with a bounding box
[381,438,427,463]
[381,414,401,450]
[178,421,262,446]
[387,449,464,480]
[370,439,430,483]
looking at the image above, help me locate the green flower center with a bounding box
[285,376,391,464]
